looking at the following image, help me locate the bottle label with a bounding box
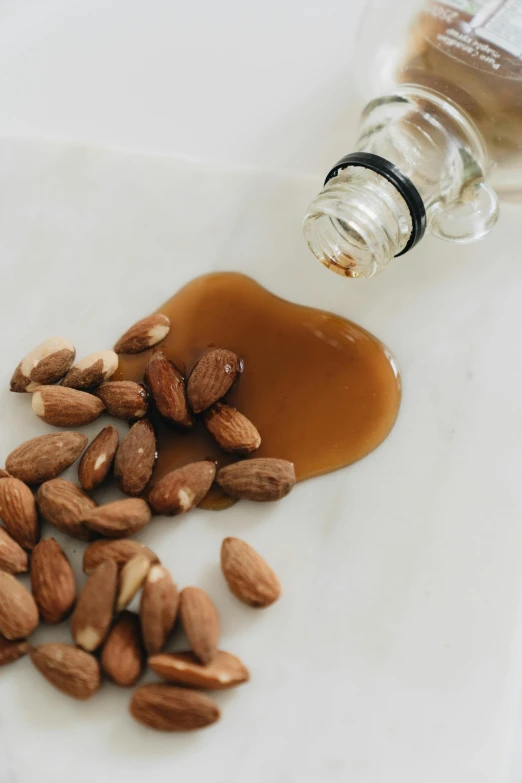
[434,0,522,60]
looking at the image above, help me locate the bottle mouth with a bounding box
[303,167,413,279]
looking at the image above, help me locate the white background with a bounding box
[0,2,522,782]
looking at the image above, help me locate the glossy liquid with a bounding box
[115,273,401,506]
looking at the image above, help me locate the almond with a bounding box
[148,461,216,515]
[30,538,76,623]
[10,337,75,392]
[101,611,145,686]
[36,478,97,541]
[204,403,261,454]
[179,587,219,665]
[220,536,281,608]
[0,469,11,479]
[31,643,101,700]
[0,526,29,574]
[0,635,31,666]
[71,559,117,651]
[6,432,88,485]
[96,381,149,419]
[0,571,39,639]
[130,684,220,731]
[140,565,179,654]
[145,351,193,428]
[78,425,119,491]
[83,538,159,575]
[0,477,39,549]
[83,498,151,538]
[62,350,119,390]
[149,650,249,690]
[187,348,241,414]
[32,386,105,427]
[114,314,170,354]
[116,554,151,611]
[216,457,296,501]
[114,419,157,497]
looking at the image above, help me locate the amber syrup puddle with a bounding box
[114,273,401,508]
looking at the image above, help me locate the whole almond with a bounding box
[145,351,193,428]
[140,565,179,654]
[114,314,170,354]
[221,536,281,608]
[148,461,216,515]
[101,611,145,686]
[204,403,261,454]
[0,477,39,549]
[36,478,97,541]
[217,457,296,501]
[0,526,29,574]
[31,643,101,700]
[116,554,151,611]
[179,587,219,665]
[32,386,105,427]
[149,650,249,690]
[71,559,117,651]
[0,634,31,666]
[62,350,119,390]
[130,684,220,731]
[31,538,76,623]
[114,419,157,497]
[83,498,151,538]
[0,571,39,639]
[78,426,119,491]
[187,348,241,414]
[10,337,75,392]
[83,538,159,575]
[6,432,88,484]
[96,381,149,419]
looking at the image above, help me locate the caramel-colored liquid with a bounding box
[115,273,401,507]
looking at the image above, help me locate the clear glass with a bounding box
[304,0,522,278]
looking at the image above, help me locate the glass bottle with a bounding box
[304,0,522,278]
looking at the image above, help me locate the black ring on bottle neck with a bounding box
[324,152,426,257]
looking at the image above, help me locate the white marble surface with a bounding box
[0,138,521,783]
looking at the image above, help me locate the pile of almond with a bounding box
[0,315,293,731]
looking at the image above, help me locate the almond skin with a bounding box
[83,538,159,575]
[204,403,261,454]
[149,650,249,690]
[114,314,170,354]
[0,571,39,639]
[101,611,145,687]
[145,351,193,428]
[116,554,151,612]
[96,381,149,420]
[6,432,88,485]
[0,477,39,550]
[0,635,31,666]
[140,565,179,654]
[78,426,119,491]
[31,538,76,623]
[216,457,296,501]
[32,386,105,427]
[36,478,97,541]
[0,526,29,574]
[148,461,216,515]
[10,337,75,392]
[83,498,151,538]
[114,419,157,497]
[71,559,117,651]
[187,348,241,414]
[62,350,119,390]
[130,684,220,731]
[179,587,220,665]
[221,536,281,608]
[31,643,101,700]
